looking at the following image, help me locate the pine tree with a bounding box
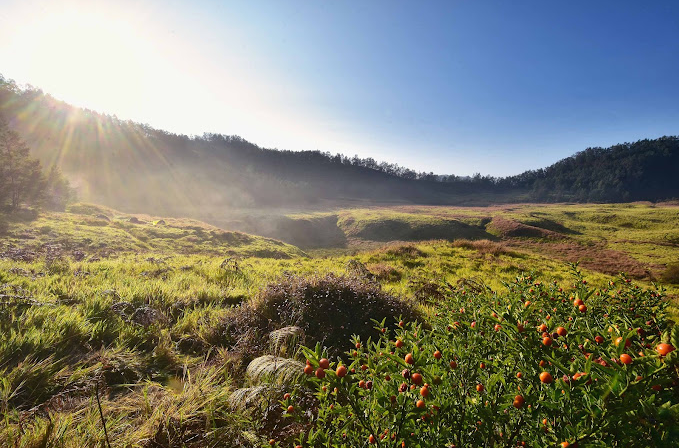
[0,118,46,210]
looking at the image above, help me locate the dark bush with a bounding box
[221,274,420,364]
[661,262,679,284]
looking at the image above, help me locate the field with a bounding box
[1,202,678,446]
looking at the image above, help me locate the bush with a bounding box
[221,275,420,369]
[661,262,679,284]
[284,272,679,447]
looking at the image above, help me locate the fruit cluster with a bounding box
[274,272,679,447]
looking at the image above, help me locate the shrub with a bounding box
[221,275,420,369]
[661,262,679,284]
[286,272,679,447]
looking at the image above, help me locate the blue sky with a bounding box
[1,0,678,176]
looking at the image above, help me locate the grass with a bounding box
[1,202,678,446]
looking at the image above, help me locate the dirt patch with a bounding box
[451,239,520,258]
[488,217,565,239]
[516,240,659,279]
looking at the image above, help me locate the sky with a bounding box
[0,0,678,177]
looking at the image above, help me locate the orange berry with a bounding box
[620,353,632,365]
[315,368,325,379]
[304,365,314,375]
[336,365,347,377]
[513,395,525,408]
[416,399,426,408]
[476,384,485,392]
[556,327,567,337]
[405,353,415,364]
[539,371,553,384]
[656,343,675,356]
[411,373,423,385]
[433,350,442,360]
[319,358,330,369]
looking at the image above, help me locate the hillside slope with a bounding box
[1,75,678,218]
[0,203,305,260]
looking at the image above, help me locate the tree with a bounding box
[0,118,46,210]
[44,165,75,211]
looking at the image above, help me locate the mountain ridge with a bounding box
[1,74,677,219]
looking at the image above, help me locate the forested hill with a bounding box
[500,137,679,202]
[0,77,500,216]
[1,75,678,216]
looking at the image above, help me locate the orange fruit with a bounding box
[420,386,430,398]
[411,373,423,385]
[336,365,347,377]
[656,343,675,356]
[287,405,294,413]
[595,335,604,344]
[433,350,442,360]
[476,384,485,392]
[573,298,583,307]
[405,353,415,365]
[620,353,632,365]
[395,339,404,348]
[315,368,326,379]
[539,372,553,384]
[556,327,567,337]
[304,365,314,375]
[542,337,553,347]
[578,304,587,313]
[319,358,329,369]
[449,360,458,369]
[369,434,376,444]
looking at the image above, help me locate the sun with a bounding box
[2,2,156,114]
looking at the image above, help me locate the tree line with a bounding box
[1,72,677,214]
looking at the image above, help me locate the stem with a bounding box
[95,381,112,448]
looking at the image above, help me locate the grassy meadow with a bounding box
[1,201,678,446]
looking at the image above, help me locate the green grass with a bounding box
[1,202,679,446]
[1,202,305,258]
